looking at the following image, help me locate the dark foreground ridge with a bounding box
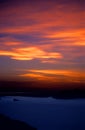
[0,81,85,99]
[0,114,37,130]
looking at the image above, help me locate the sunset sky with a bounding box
[0,0,85,83]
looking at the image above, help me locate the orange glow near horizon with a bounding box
[20,73,57,82]
[19,69,85,83]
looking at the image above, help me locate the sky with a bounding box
[0,0,85,83]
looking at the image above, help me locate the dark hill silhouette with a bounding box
[0,114,37,130]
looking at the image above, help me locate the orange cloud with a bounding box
[20,73,44,79]
[41,60,57,64]
[19,69,85,83]
[29,69,85,77]
[42,29,85,46]
[0,37,23,48]
[29,69,70,75]
[4,41,21,46]
[0,47,63,61]
[19,72,64,82]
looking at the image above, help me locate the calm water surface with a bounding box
[0,96,85,130]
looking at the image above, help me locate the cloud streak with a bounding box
[0,47,62,61]
[19,69,85,83]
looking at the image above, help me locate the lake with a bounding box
[0,96,85,130]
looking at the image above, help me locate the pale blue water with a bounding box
[0,96,85,130]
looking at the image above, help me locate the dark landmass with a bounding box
[13,98,19,101]
[0,81,85,99]
[0,114,37,130]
